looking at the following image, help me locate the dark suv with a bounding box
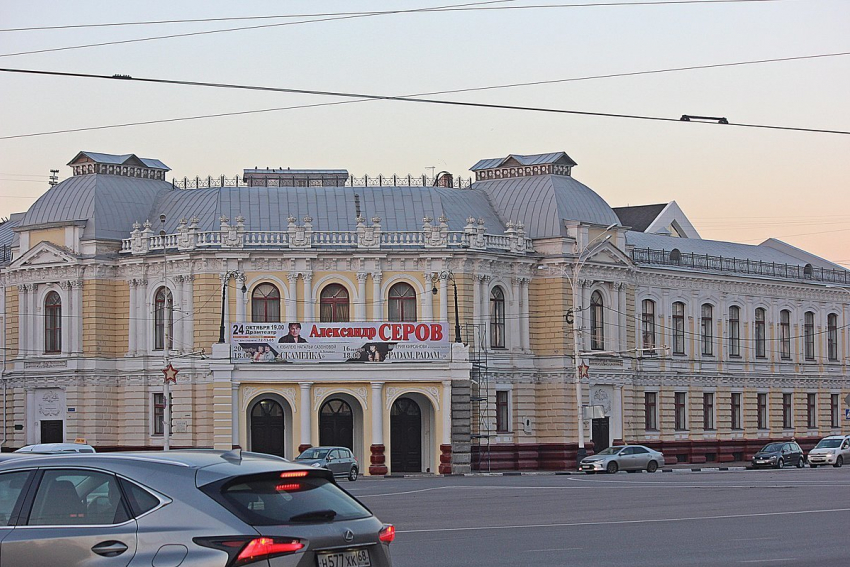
[0,450,393,566]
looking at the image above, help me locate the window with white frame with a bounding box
[755,308,766,358]
[154,287,173,351]
[701,304,713,356]
[757,393,768,430]
[590,291,604,351]
[495,389,510,433]
[44,291,62,354]
[152,392,172,436]
[782,393,793,429]
[728,305,740,357]
[830,394,840,428]
[780,309,791,359]
[804,311,815,361]
[674,392,687,431]
[644,392,657,431]
[731,392,742,430]
[490,287,506,349]
[641,299,656,353]
[672,302,685,355]
[703,392,715,430]
[827,313,838,361]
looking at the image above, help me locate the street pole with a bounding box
[571,264,585,465]
[452,275,462,343]
[160,214,170,451]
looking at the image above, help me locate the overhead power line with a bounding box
[0,67,848,138]
[0,0,801,57]
[0,0,799,33]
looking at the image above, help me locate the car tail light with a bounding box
[280,471,309,478]
[379,524,395,543]
[194,536,304,566]
[275,482,302,492]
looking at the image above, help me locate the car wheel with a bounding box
[776,458,784,469]
[606,461,619,474]
[834,456,843,468]
[647,460,658,473]
[796,458,804,469]
[348,467,359,481]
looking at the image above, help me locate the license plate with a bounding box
[317,549,371,567]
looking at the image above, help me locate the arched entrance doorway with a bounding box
[319,398,353,449]
[250,398,284,456]
[391,397,422,472]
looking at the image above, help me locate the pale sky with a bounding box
[1,0,848,265]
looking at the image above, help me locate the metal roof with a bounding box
[151,185,506,234]
[613,203,668,232]
[470,152,577,171]
[474,174,621,238]
[19,174,174,241]
[626,231,815,266]
[0,213,22,247]
[67,151,170,171]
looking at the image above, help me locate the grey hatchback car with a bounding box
[295,447,360,481]
[0,450,393,567]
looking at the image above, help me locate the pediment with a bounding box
[584,242,633,268]
[11,241,79,268]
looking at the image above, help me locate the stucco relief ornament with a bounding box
[38,390,61,417]
[220,215,244,248]
[356,216,382,249]
[423,216,449,248]
[288,215,313,249]
[592,387,611,415]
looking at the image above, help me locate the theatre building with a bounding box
[0,150,848,472]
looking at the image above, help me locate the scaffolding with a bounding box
[464,323,491,472]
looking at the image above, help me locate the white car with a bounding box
[807,435,850,468]
[14,442,96,454]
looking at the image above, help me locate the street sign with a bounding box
[845,408,850,420]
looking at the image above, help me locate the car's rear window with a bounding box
[204,473,371,526]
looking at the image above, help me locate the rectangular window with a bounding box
[674,392,687,431]
[731,393,742,430]
[807,393,817,429]
[827,313,838,361]
[831,394,840,428]
[153,393,172,436]
[780,310,791,359]
[496,390,510,433]
[701,304,713,356]
[755,309,766,358]
[782,393,792,429]
[703,393,715,430]
[673,302,685,355]
[804,312,815,361]
[728,306,740,357]
[757,393,768,430]
[642,300,656,353]
[644,392,657,431]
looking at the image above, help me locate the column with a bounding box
[472,274,481,331]
[356,272,368,321]
[173,276,184,354]
[299,382,312,452]
[521,277,531,350]
[286,273,298,321]
[28,284,39,350]
[371,272,383,321]
[183,275,194,352]
[137,279,148,355]
[231,383,240,448]
[302,273,314,322]
[17,284,28,356]
[127,280,137,355]
[59,282,71,355]
[510,277,521,351]
[421,272,434,322]
[612,385,624,443]
[617,282,627,354]
[369,382,387,475]
[439,380,453,474]
[234,273,246,323]
[439,273,448,321]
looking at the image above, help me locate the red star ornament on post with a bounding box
[577,362,590,379]
[162,363,179,384]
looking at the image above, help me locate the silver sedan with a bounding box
[580,445,664,474]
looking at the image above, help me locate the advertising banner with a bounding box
[230,321,450,363]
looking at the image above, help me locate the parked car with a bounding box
[750,441,805,469]
[295,446,360,481]
[0,449,393,567]
[807,435,850,468]
[580,445,664,474]
[14,442,95,454]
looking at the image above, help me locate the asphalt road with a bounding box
[346,468,850,566]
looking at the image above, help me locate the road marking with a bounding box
[358,486,449,497]
[525,547,582,552]
[740,559,796,563]
[397,507,850,534]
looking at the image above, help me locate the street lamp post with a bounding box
[432,271,463,343]
[159,214,171,451]
[218,270,243,344]
[540,224,617,467]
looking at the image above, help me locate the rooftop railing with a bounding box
[172,174,474,190]
[631,247,850,284]
[0,244,11,266]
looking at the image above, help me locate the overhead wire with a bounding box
[1,66,848,139]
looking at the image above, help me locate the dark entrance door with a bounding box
[592,417,610,453]
[319,399,353,449]
[40,420,63,443]
[250,399,284,456]
[390,397,422,473]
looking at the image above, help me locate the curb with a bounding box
[376,466,753,478]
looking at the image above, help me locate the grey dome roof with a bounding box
[19,174,173,241]
[151,185,506,234]
[473,175,621,238]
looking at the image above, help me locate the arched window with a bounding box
[590,291,604,351]
[728,306,740,357]
[641,299,655,353]
[755,308,766,358]
[701,304,713,356]
[672,301,685,354]
[44,291,62,354]
[490,287,506,349]
[388,283,416,322]
[804,311,815,360]
[320,284,350,322]
[827,313,838,361]
[780,309,791,359]
[251,283,281,323]
[669,248,681,265]
[154,287,173,351]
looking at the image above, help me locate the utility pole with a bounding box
[160,214,171,451]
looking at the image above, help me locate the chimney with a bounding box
[435,171,454,188]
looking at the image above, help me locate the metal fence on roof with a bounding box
[631,247,850,284]
[172,175,474,190]
[0,245,11,266]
